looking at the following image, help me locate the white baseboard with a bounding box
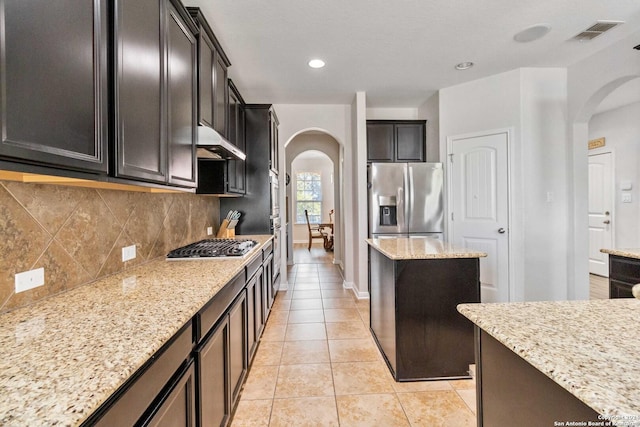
[343,280,369,299]
[353,289,370,299]
[278,281,289,291]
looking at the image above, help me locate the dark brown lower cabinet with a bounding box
[145,362,196,427]
[248,267,266,359]
[88,323,193,427]
[254,268,266,338]
[196,316,230,427]
[476,328,599,426]
[369,248,480,381]
[263,253,274,310]
[609,255,640,298]
[196,290,248,427]
[228,292,248,403]
[86,248,276,427]
[246,275,259,361]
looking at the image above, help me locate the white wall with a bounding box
[520,68,569,301]
[439,68,569,302]
[589,101,640,248]
[275,104,355,287]
[418,92,440,162]
[352,92,369,298]
[290,154,335,242]
[566,28,640,300]
[366,107,419,120]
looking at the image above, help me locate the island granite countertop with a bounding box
[601,248,640,260]
[458,299,640,421]
[366,236,487,260]
[0,235,273,427]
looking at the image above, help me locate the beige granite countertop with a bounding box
[458,299,640,420]
[601,248,640,260]
[366,236,487,260]
[0,235,273,427]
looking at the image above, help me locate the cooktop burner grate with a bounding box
[167,238,257,259]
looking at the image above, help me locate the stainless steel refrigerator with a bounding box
[368,162,444,239]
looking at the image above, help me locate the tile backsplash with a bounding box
[0,181,219,313]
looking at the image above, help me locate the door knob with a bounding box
[603,220,610,224]
[498,228,506,234]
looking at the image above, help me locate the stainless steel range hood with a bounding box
[196,125,246,161]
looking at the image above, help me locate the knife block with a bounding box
[217,219,236,238]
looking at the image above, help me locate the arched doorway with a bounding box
[586,78,640,298]
[570,74,640,299]
[290,150,335,262]
[284,131,342,271]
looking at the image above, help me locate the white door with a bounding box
[449,131,510,303]
[588,152,613,277]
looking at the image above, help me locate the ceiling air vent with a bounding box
[572,20,624,41]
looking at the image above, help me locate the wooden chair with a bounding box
[304,209,324,251]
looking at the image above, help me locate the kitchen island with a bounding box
[0,235,273,426]
[367,236,486,381]
[601,248,640,298]
[458,299,640,427]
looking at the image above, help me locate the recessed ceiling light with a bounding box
[455,62,474,70]
[308,59,325,69]
[514,24,552,43]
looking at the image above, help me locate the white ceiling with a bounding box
[187,0,640,108]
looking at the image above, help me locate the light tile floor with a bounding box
[231,251,477,426]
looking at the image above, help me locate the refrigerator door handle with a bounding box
[408,165,414,229]
[398,164,409,233]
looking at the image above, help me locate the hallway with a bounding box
[230,244,476,426]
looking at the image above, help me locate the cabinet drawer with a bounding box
[93,322,193,426]
[262,241,273,258]
[609,279,635,299]
[141,360,196,427]
[246,254,263,281]
[198,271,246,341]
[609,256,640,283]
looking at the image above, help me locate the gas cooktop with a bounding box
[166,238,257,260]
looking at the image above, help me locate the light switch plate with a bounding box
[122,245,136,262]
[15,268,45,293]
[622,192,632,203]
[207,226,213,236]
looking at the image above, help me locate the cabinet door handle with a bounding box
[603,220,610,224]
[498,228,506,234]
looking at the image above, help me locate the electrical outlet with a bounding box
[122,245,136,262]
[207,226,213,236]
[15,268,45,293]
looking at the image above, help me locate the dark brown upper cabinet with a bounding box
[195,80,245,196]
[366,120,426,163]
[187,8,231,138]
[166,0,198,187]
[113,0,197,187]
[269,108,279,174]
[0,0,109,173]
[227,79,246,194]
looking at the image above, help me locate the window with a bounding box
[296,172,322,223]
